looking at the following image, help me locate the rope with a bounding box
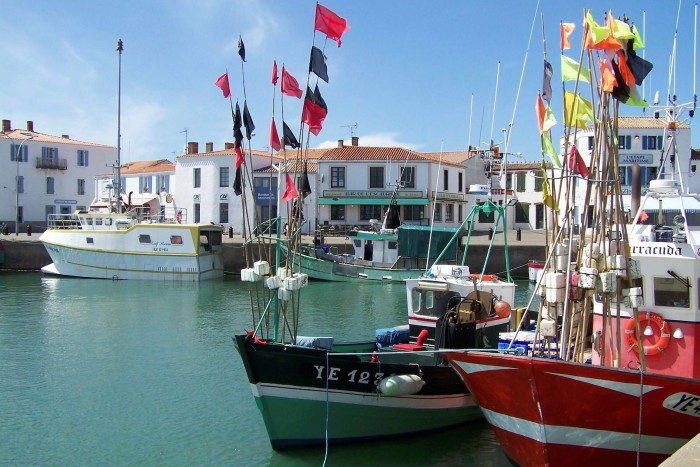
[322,351,331,467]
[636,365,645,466]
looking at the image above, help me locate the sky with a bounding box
[1,0,698,164]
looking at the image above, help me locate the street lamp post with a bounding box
[14,133,35,236]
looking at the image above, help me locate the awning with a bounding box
[318,197,430,206]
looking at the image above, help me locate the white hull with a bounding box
[40,220,224,281]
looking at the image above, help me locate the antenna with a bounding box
[340,122,358,139]
[180,128,188,153]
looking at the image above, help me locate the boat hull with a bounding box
[39,224,224,281]
[447,351,700,467]
[234,334,481,448]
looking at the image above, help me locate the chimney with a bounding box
[338,139,344,148]
[206,142,213,152]
[2,119,10,133]
[26,121,34,132]
[187,141,199,154]
[351,136,359,146]
[224,142,234,150]
[62,135,70,139]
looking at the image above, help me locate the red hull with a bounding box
[447,352,700,466]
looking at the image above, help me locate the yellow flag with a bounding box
[561,55,591,83]
[564,91,595,128]
[542,165,558,211]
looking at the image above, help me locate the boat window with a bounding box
[200,234,211,251]
[86,237,94,244]
[411,288,421,313]
[209,230,222,246]
[139,235,152,243]
[388,241,397,250]
[95,218,103,225]
[170,235,183,245]
[353,239,361,248]
[414,290,461,318]
[104,218,112,226]
[86,217,93,226]
[654,276,689,308]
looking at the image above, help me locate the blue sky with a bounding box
[1,1,697,163]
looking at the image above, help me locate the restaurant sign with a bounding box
[322,190,423,198]
[620,154,654,165]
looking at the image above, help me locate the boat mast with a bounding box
[115,39,123,212]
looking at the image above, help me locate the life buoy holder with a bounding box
[149,209,155,216]
[469,273,499,282]
[176,210,182,224]
[625,311,671,356]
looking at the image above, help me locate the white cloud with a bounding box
[316,133,422,150]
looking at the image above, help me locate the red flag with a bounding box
[214,72,231,98]
[271,60,278,86]
[616,50,636,86]
[314,4,350,47]
[269,117,281,152]
[282,173,298,201]
[234,144,244,168]
[536,93,545,133]
[302,99,326,136]
[281,66,302,98]
[569,145,590,178]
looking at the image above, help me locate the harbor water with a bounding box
[1,272,534,466]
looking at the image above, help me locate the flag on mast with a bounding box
[309,46,329,83]
[282,173,298,201]
[271,60,278,85]
[283,121,300,148]
[270,117,281,152]
[281,66,302,98]
[314,4,350,47]
[214,72,231,98]
[237,36,246,62]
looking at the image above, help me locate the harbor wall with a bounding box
[0,238,543,279]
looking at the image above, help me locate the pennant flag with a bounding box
[599,58,616,92]
[281,66,302,98]
[234,144,244,168]
[560,22,575,50]
[300,161,312,196]
[215,72,231,98]
[542,165,558,211]
[569,145,590,178]
[238,36,246,62]
[616,50,636,86]
[309,46,329,83]
[282,173,299,201]
[564,92,595,128]
[243,101,255,140]
[283,121,300,148]
[269,117,281,152]
[314,3,350,47]
[542,60,553,102]
[561,55,591,83]
[536,93,545,133]
[541,133,562,167]
[233,166,242,196]
[233,102,244,145]
[625,42,653,86]
[303,87,327,136]
[271,60,278,85]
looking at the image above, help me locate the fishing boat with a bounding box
[39,40,224,281]
[445,8,700,466]
[282,222,462,282]
[40,207,224,281]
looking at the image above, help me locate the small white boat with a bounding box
[39,207,224,281]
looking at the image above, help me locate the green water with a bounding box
[0,272,531,466]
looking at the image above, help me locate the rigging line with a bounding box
[489,61,501,145]
[425,144,443,275]
[468,93,474,148]
[503,0,541,158]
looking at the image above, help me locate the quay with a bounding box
[0,229,545,277]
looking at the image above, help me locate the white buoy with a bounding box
[378,374,425,396]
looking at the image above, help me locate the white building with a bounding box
[0,119,116,232]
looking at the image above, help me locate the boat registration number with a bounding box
[663,392,700,417]
[312,365,388,386]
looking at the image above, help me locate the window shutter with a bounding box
[657,136,663,149]
[626,135,631,149]
[139,177,143,193]
[85,151,89,166]
[642,136,647,149]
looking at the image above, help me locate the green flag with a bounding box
[561,55,591,83]
[541,133,562,168]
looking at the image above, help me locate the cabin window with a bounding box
[95,218,103,225]
[388,241,397,250]
[139,235,152,244]
[401,167,415,188]
[104,218,112,226]
[86,217,93,226]
[411,288,422,313]
[654,276,690,308]
[353,239,361,248]
[86,237,94,244]
[369,167,384,189]
[414,290,461,318]
[170,235,183,245]
[360,205,382,221]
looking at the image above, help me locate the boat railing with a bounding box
[128,206,188,224]
[46,213,82,230]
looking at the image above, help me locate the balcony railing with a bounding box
[36,157,68,170]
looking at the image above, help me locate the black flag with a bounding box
[313,84,328,112]
[283,121,300,148]
[542,59,553,102]
[243,100,255,140]
[233,166,242,196]
[238,36,246,62]
[626,40,653,86]
[384,204,401,229]
[301,161,312,196]
[233,102,243,145]
[309,46,329,83]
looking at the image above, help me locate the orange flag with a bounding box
[536,93,546,133]
[599,58,616,93]
[560,22,575,50]
[616,50,636,86]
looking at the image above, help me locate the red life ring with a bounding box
[176,210,182,224]
[625,312,671,356]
